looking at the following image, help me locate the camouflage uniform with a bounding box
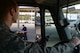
[0,22,76,53]
[24,42,75,53]
[0,22,24,53]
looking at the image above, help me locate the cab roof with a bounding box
[17,0,80,7]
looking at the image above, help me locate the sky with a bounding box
[75,4,80,9]
[63,4,80,9]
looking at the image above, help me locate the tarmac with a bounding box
[10,23,78,47]
[10,23,36,42]
[10,23,60,47]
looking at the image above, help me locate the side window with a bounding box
[10,6,40,42]
[62,4,80,37]
[45,9,60,47]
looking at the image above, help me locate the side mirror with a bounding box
[60,18,69,27]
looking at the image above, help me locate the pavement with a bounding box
[10,23,36,42]
[10,23,60,47]
[10,23,78,47]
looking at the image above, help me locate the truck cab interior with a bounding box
[15,0,80,52]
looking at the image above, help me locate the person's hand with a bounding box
[70,37,80,46]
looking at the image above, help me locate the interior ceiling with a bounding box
[17,0,80,7]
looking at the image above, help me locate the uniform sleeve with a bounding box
[49,42,75,53]
[24,42,75,53]
[0,24,24,53]
[0,31,25,53]
[6,33,25,53]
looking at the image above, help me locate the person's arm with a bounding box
[49,42,74,53]
[5,33,25,53]
[24,37,80,53]
[49,37,80,53]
